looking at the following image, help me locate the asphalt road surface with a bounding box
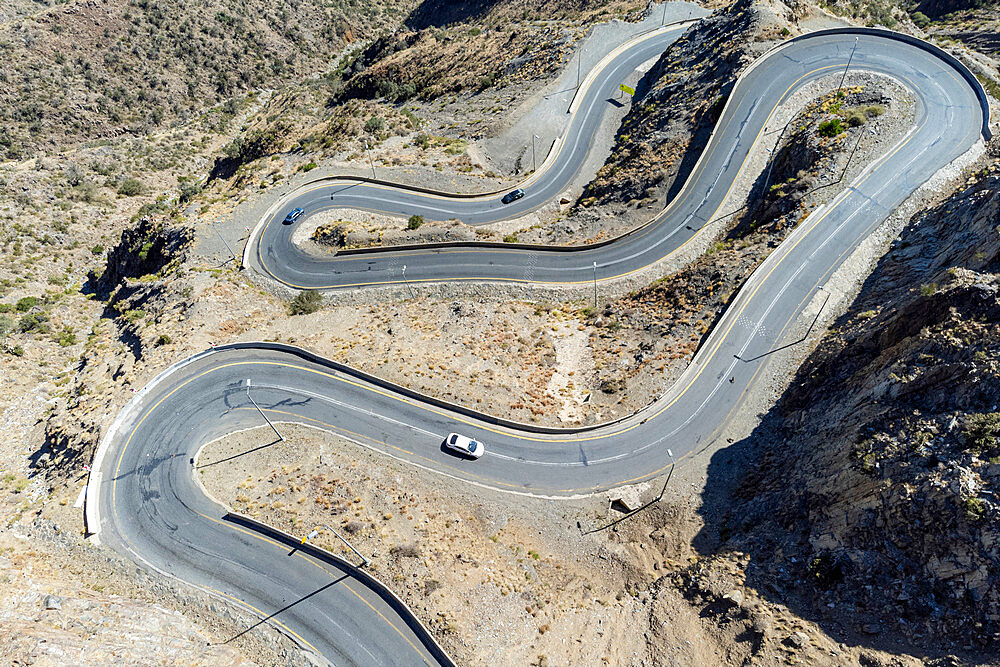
[94,26,986,667]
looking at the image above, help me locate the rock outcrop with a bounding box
[718,158,1000,651]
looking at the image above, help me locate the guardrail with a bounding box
[212,340,653,435]
[223,512,456,667]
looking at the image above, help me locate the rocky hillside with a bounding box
[0,0,416,157]
[581,0,783,209]
[711,154,1000,655]
[334,0,649,105]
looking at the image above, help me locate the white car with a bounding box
[444,433,485,459]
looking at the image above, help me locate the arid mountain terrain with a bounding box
[2,0,1000,664]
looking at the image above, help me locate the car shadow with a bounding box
[438,442,477,461]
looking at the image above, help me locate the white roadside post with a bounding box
[245,379,283,441]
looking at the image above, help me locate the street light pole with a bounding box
[837,37,859,97]
[577,48,582,90]
[245,379,283,441]
[531,134,538,172]
[216,228,237,266]
[364,141,376,179]
[323,524,370,567]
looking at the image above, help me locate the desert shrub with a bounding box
[964,496,986,521]
[390,543,421,558]
[117,177,144,196]
[364,116,384,134]
[407,215,423,230]
[964,413,1000,456]
[845,109,867,127]
[55,327,76,347]
[807,553,846,589]
[0,314,14,338]
[288,290,322,315]
[91,244,105,255]
[17,312,49,334]
[15,296,39,312]
[179,179,202,203]
[911,10,931,28]
[818,118,845,137]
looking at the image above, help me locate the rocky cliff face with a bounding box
[41,216,193,474]
[87,216,193,298]
[582,0,773,207]
[716,157,1000,653]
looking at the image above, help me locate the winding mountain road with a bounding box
[90,22,989,667]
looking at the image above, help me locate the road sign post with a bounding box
[618,83,635,99]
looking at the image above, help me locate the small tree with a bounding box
[118,177,144,196]
[818,118,845,137]
[407,215,423,230]
[288,290,323,316]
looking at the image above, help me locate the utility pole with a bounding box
[245,379,283,441]
[837,36,859,97]
[592,261,598,309]
[364,141,376,179]
[323,524,370,567]
[531,134,538,173]
[662,3,667,26]
[577,48,582,89]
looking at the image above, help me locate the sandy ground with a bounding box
[197,417,949,667]
[197,422,716,666]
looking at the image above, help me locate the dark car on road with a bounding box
[501,189,525,205]
[283,207,304,224]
